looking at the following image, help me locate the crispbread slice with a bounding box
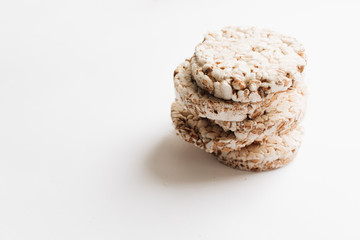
[191,26,306,102]
[174,61,281,122]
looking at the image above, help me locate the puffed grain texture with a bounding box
[191,26,306,102]
[214,80,307,144]
[171,101,303,171]
[174,60,281,122]
[171,101,303,172]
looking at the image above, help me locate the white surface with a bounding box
[0,0,360,239]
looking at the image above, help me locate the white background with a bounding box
[1,0,359,239]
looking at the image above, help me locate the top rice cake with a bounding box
[190,26,307,102]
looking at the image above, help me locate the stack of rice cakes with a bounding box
[171,26,307,171]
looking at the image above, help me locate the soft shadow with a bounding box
[146,132,256,184]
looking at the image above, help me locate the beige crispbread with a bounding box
[171,100,302,154]
[174,60,281,122]
[216,145,299,172]
[214,80,307,144]
[191,26,306,102]
[171,101,303,171]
